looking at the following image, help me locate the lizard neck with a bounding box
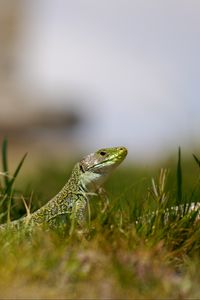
[30,163,85,224]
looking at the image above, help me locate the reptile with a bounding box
[0,146,128,231]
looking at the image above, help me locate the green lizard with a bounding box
[1,146,128,230]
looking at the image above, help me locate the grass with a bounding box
[0,140,200,298]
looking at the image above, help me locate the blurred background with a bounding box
[0,0,200,168]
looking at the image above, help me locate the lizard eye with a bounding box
[100,151,106,156]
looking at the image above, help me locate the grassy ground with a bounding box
[0,141,200,298]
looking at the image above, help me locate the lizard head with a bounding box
[79,146,128,192]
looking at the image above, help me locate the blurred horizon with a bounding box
[0,1,200,163]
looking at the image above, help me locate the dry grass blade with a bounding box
[150,169,168,205]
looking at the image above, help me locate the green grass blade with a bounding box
[5,152,27,195]
[1,138,9,189]
[176,147,182,205]
[193,153,200,168]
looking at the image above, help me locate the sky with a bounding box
[17,1,200,161]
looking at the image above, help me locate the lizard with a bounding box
[0,146,128,231]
